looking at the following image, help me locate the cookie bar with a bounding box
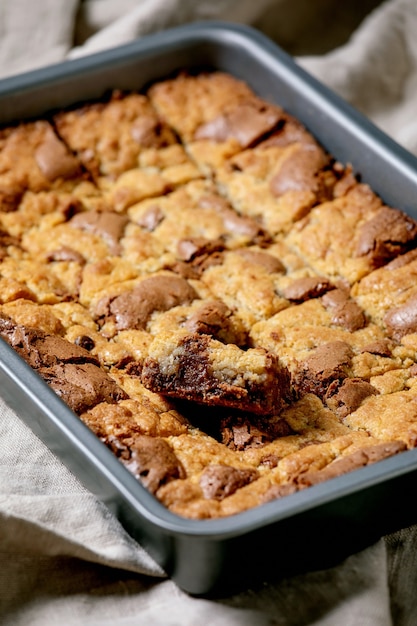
[53,91,177,179]
[0,121,85,203]
[148,71,279,144]
[54,91,201,211]
[215,138,344,235]
[127,179,269,259]
[286,188,417,283]
[353,251,417,334]
[141,329,291,415]
[0,313,127,413]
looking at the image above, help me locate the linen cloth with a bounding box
[1,1,417,624]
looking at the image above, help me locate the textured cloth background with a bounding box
[1,1,417,624]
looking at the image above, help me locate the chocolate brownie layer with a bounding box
[141,330,291,415]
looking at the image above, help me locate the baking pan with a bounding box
[2,21,417,596]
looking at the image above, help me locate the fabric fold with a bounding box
[299,0,417,154]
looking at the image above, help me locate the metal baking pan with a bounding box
[2,21,417,597]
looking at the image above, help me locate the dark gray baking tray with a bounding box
[2,21,417,596]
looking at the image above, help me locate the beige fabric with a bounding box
[300,0,417,155]
[0,0,79,78]
[1,0,417,624]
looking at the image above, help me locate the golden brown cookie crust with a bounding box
[1,71,417,519]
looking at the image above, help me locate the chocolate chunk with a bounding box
[40,361,126,414]
[360,339,393,357]
[40,335,96,364]
[171,238,226,279]
[322,288,366,332]
[35,127,81,181]
[385,248,417,270]
[332,165,357,198]
[259,454,281,469]
[0,185,24,212]
[124,361,143,378]
[0,314,29,341]
[74,334,95,351]
[168,251,225,280]
[0,315,126,413]
[355,206,417,266]
[236,249,285,274]
[220,210,268,242]
[183,300,239,342]
[321,288,349,309]
[194,251,227,274]
[46,246,85,264]
[137,204,164,231]
[70,210,129,255]
[120,435,185,494]
[194,99,282,148]
[176,237,224,262]
[59,197,83,221]
[131,116,164,147]
[199,464,259,500]
[259,116,316,149]
[220,414,292,451]
[0,322,98,370]
[270,144,329,198]
[167,261,200,280]
[282,276,334,302]
[384,294,417,340]
[298,441,406,487]
[222,421,265,450]
[97,275,198,330]
[302,341,353,377]
[295,341,353,399]
[325,378,379,418]
[220,414,270,451]
[142,333,291,416]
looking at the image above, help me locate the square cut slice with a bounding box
[128,179,268,256]
[0,120,85,206]
[148,71,288,174]
[141,330,291,415]
[53,91,177,180]
[352,252,417,337]
[102,144,202,213]
[285,186,417,284]
[148,71,268,144]
[199,247,291,330]
[215,141,339,235]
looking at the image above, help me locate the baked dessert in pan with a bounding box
[1,71,417,520]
